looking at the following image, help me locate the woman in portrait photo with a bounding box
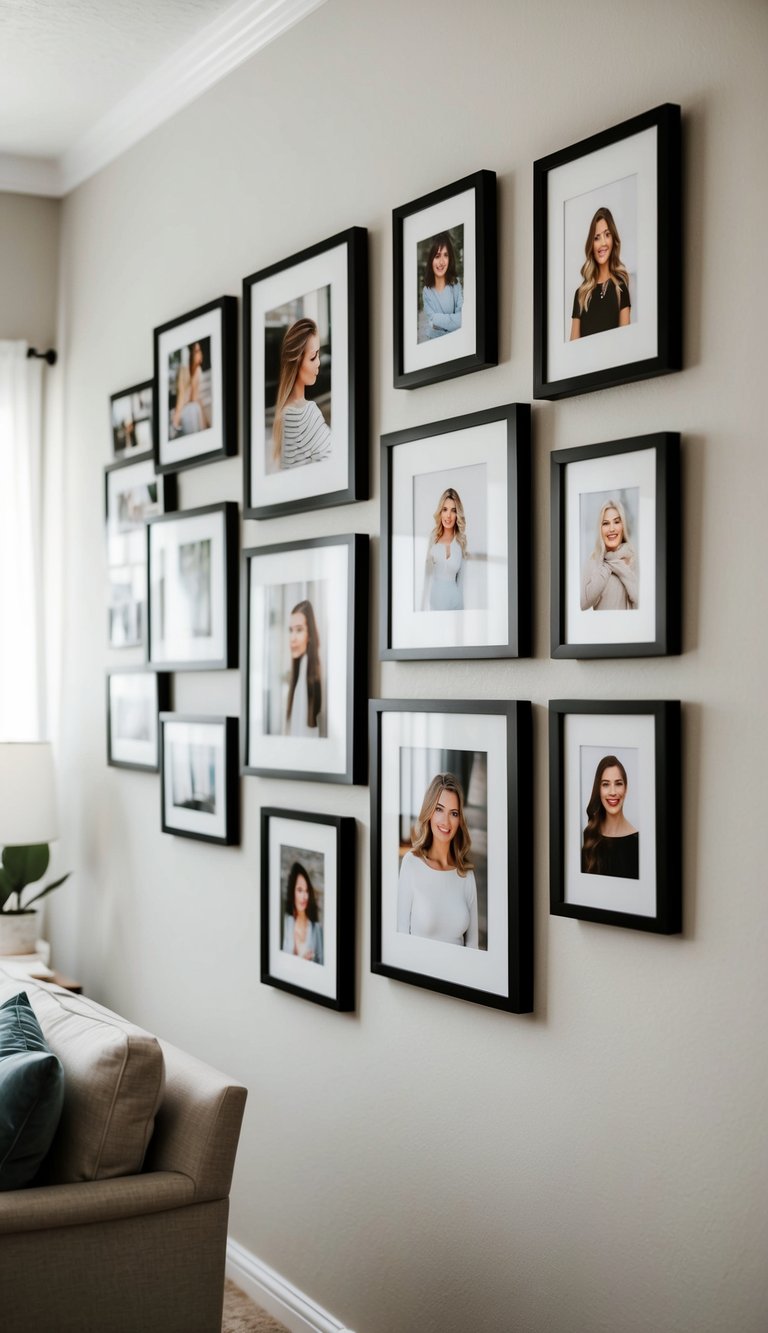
[580,498,638,611]
[397,773,478,948]
[423,487,468,611]
[285,599,322,738]
[272,318,331,469]
[171,341,209,436]
[570,207,631,340]
[581,755,639,879]
[421,233,463,339]
[282,861,323,964]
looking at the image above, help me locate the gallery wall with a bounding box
[45,1,767,1330]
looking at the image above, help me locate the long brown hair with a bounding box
[575,208,630,315]
[423,232,458,290]
[582,755,628,873]
[272,318,318,460]
[411,773,473,876]
[286,600,321,729]
[286,861,319,923]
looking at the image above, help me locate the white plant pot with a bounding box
[0,910,39,955]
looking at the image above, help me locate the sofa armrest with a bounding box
[142,1040,247,1202]
[0,1170,194,1235]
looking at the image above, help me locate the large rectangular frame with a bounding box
[370,699,533,1013]
[260,807,356,1011]
[153,295,238,473]
[147,501,238,671]
[242,534,368,784]
[551,432,680,658]
[549,699,681,933]
[534,104,681,400]
[380,403,530,660]
[393,170,497,389]
[243,227,368,519]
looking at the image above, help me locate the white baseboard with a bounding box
[226,1237,356,1333]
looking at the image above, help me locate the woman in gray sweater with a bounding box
[580,499,638,611]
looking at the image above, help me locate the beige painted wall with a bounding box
[47,1,767,1330]
[0,192,60,347]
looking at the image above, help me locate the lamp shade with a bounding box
[0,742,60,845]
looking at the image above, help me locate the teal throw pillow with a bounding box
[0,990,65,1190]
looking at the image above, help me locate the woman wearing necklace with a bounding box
[570,208,631,340]
[581,755,639,879]
[423,487,468,612]
[282,861,323,963]
[397,773,479,948]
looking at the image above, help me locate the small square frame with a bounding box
[551,432,680,658]
[393,170,497,389]
[549,699,681,933]
[160,714,239,845]
[109,380,154,460]
[261,807,356,1010]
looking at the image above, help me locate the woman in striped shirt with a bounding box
[272,318,332,469]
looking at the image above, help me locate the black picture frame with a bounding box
[159,714,240,845]
[147,501,238,671]
[393,170,497,389]
[551,432,681,658]
[533,103,681,400]
[380,403,530,660]
[370,699,533,1013]
[260,807,356,1011]
[243,227,368,519]
[153,295,238,473]
[549,699,681,933]
[109,380,154,460]
[107,669,171,771]
[242,534,368,785]
[105,454,177,652]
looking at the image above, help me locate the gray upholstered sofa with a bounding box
[0,967,247,1333]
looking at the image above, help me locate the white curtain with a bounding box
[0,342,46,740]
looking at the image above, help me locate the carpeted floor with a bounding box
[222,1278,291,1332]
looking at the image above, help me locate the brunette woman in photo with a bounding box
[285,599,321,738]
[581,755,639,878]
[421,232,464,339]
[570,207,631,340]
[282,861,323,964]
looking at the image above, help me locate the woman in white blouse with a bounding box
[423,487,468,611]
[397,773,478,949]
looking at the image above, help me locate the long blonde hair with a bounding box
[591,498,635,560]
[430,488,469,557]
[410,773,474,876]
[575,208,630,315]
[272,318,318,461]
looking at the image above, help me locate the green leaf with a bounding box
[2,844,50,891]
[22,872,71,909]
[0,866,14,909]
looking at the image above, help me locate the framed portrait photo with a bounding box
[105,455,177,650]
[393,170,497,389]
[110,380,154,459]
[160,714,239,845]
[549,700,681,933]
[153,296,237,473]
[381,404,530,660]
[551,432,680,658]
[243,227,368,519]
[243,534,368,785]
[107,669,170,771]
[147,501,238,671]
[261,808,356,1010]
[534,103,681,400]
[370,700,533,1013]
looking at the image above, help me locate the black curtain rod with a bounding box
[27,347,57,366]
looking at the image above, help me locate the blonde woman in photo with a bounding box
[397,773,478,948]
[272,318,331,469]
[580,499,638,611]
[171,341,209,436]
[423,487,468,611]
[570,208,631,340]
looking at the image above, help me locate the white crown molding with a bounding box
[226,1237,356,1333]
[1,0,327,200]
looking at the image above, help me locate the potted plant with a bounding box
[0,846,70,956]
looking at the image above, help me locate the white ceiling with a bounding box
[0,0,326,197]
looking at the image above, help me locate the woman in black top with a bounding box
[570,207,631,340]
[581,754,639,878]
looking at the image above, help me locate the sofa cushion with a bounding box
[0,991,65,1191]
[0,972,164,1184]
